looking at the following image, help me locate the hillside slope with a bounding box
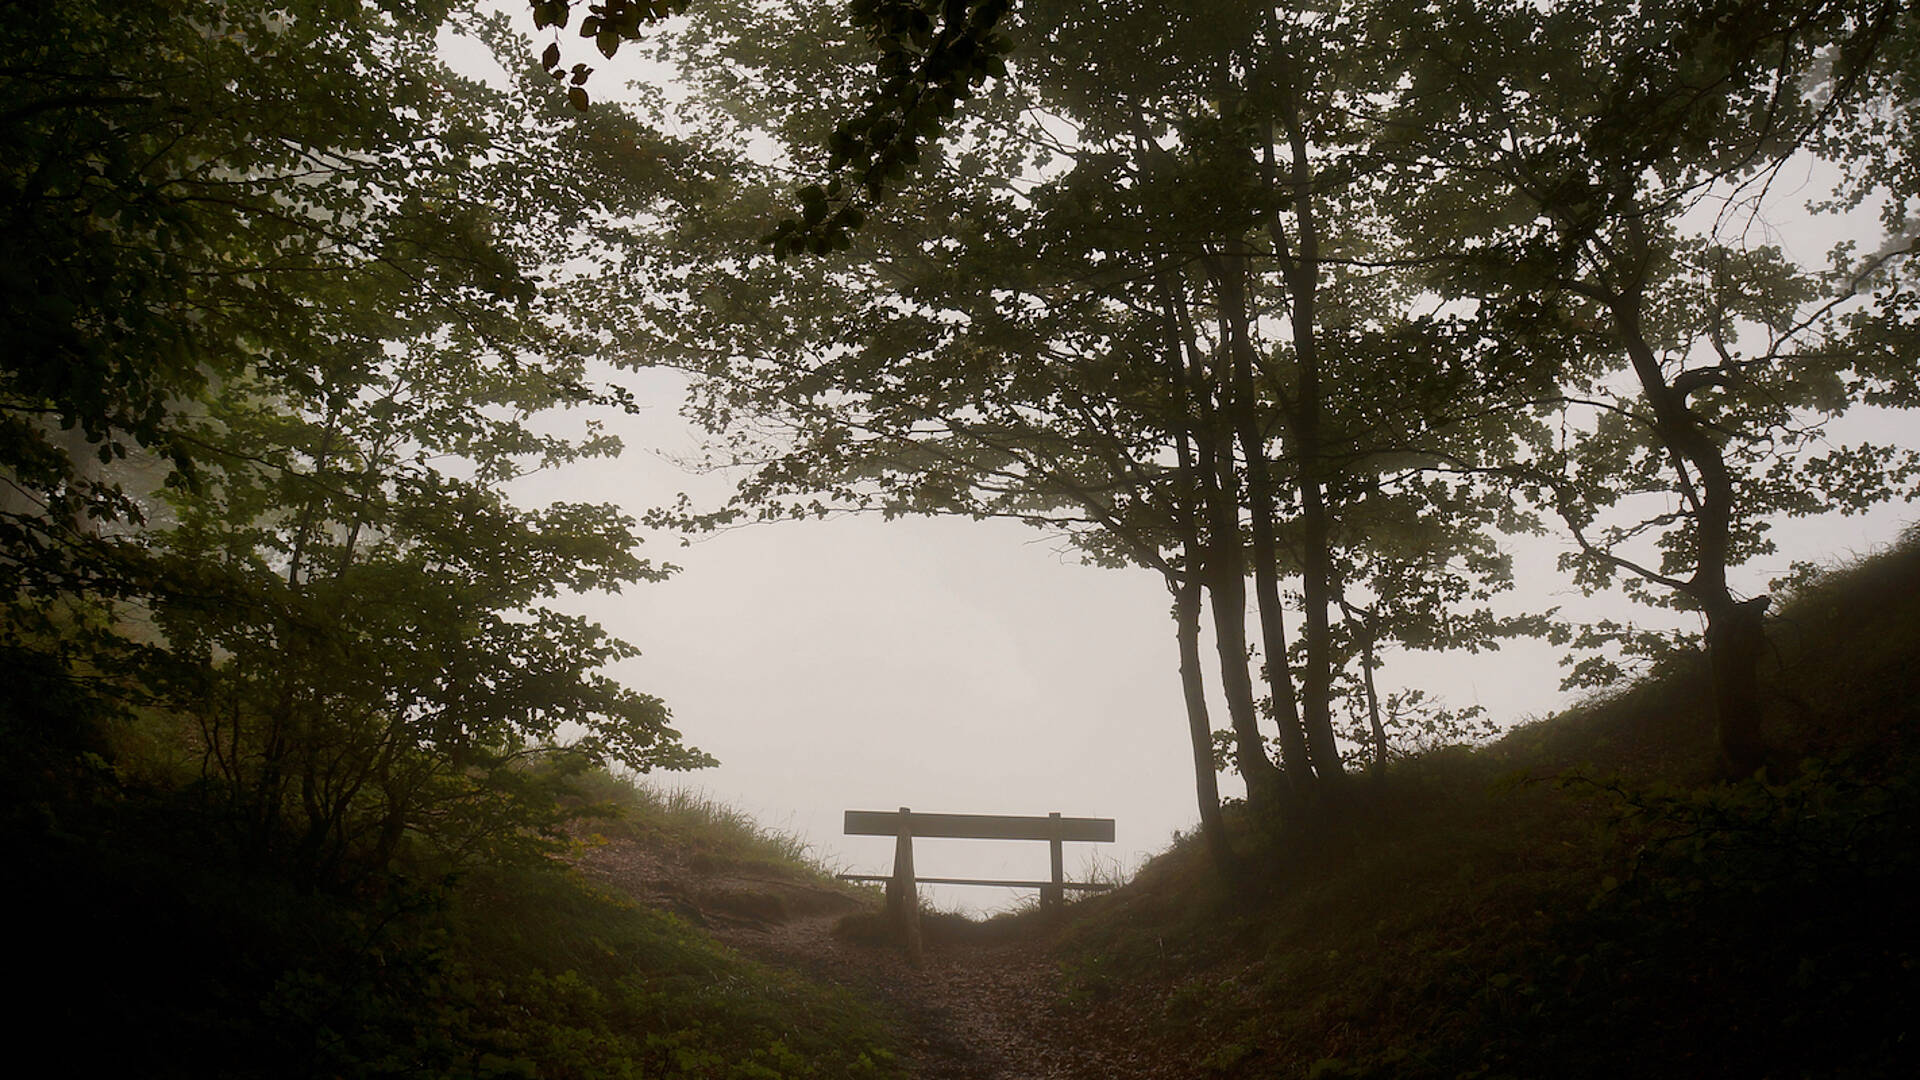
[7,769,902,1079]
[19,538,1912,1078]
[574,783,1194,1078]
[1033,538,1920,1078]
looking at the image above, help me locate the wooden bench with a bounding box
[837,807,1116,960]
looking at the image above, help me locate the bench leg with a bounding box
[886,807,923,964]
[1043,812,1064,912]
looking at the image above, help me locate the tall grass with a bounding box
[572,770,836,880]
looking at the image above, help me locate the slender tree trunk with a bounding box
[1158,275,1247,873]
[1608,285,1771,778]
[1274,94,1347,785]
[1173,568,1237,877]
[1359,614,1387,776]
[1212,244,1314,796]
[1168,283,1287,813]
[1333,587,1390,775]
[1201,459,1285,812]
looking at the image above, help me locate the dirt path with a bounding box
[575,837,1195,1080]
[716,912,1167,1080]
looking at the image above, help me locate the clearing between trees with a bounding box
[580,536,1919,1079]
[578,812,1198,1080]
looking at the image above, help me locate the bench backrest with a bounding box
[841,807,1115,962]
[843,809,1115,843]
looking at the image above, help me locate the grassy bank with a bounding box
[572,773,827,879]
[9,767,896,1079]
[1042,538,1920,1078]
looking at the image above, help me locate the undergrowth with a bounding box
[8,748,895,1079]
[1044,537,1920,1078]
[9,795,899,1080]
[574,773,832,881]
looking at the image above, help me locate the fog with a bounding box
[526,372,1918,915]
[463,17,1919,915]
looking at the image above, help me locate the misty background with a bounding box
[439,13,1918,914]
[516,365,1915,914]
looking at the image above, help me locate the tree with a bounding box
[1386,0,1920,777]
[620,0,1546,869]
[2,0,713,882]
[523,0,1015,254]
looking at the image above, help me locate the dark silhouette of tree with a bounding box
[2,0,712,882]
[1386,0,1920,777]
[624,0,1547,866]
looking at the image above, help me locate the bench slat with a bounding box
[844,809,1115,842]
[837,873,1114,891]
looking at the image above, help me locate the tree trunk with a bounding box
[1608,284,1772,778]
[1212,243,1314,796]
[1204,531,1286,812]
[1173,568,1238,877]
[1274,95,1347,785]
[1356,608,1388,776]
[1169,283,1287,812]
[1162,284,1247,874]
[1705,596,1771,777]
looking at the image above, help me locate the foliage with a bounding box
[524,0,1014,255]
[1381,0,1920,772]
[1336,687,1500,763]
[761,0,1015,256]
[1,0,716,887]
[621,0,1920,815]
[628,0,1588,844]
[0,2,926,1072]
[9,0,1920,1066]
